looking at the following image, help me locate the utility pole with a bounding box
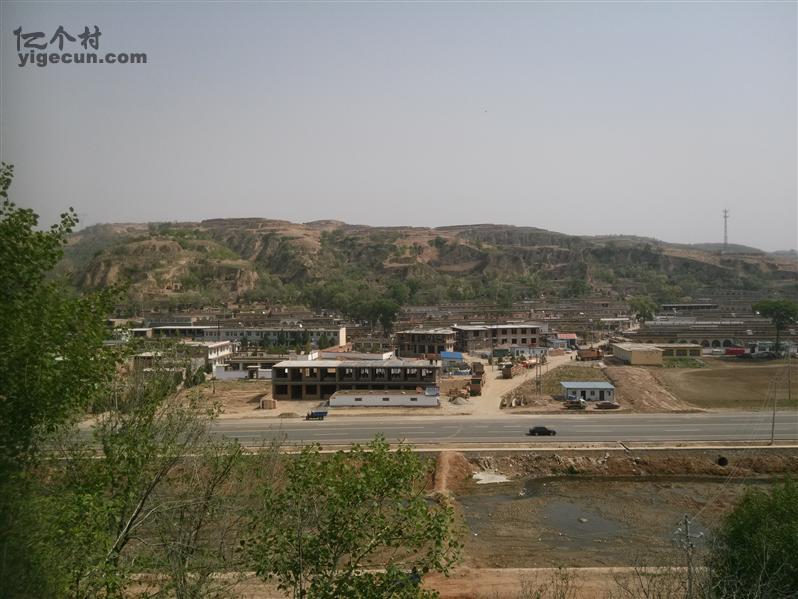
[722,209,729,252]
[684,515,694,599]
[773,348,791,445]
[674,514,702,599]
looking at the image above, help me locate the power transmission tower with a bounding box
[722,209,729,252]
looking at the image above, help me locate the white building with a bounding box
[181,340,234,367]
[329,388,440,407]
[560,381,615,402]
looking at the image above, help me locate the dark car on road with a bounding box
[528,426,556,436]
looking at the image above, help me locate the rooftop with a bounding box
[331,389,439,397]
[560,381,616,390]
[397,328,456,335]
[453,323,545,331]
[273,358,437,369]
[654,343,703,349]
[613,342,664,352]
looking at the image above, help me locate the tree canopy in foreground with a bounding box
[247,437,461,598]
[708,478,798,599]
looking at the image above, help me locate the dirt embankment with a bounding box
[471,448,798,480]
[603,366,698,412]
[433,451,475,494]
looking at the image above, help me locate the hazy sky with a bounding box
[1,1,796,250]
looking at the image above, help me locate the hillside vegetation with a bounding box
[57,219,798,311]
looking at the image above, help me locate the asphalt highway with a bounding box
[210,411,798,446]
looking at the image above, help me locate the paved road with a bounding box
[211,411,798,446]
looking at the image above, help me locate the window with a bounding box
[383,397,390,402]
[355,397,362,402]
[410,397,418,402]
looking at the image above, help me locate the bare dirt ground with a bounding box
[651,359,797,410]
[451,448,798,575]
[502,360,695,414]
[455,449,798,488]
[437,449,797,569]
[604,366,697,412]
[204,380,271,413]
[456,477,759,569]
[434,451,475,494]
[148,566,673,598]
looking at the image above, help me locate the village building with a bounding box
[630,316,797,349]
[547,333,578,349]
[205,325,346,348]
[271,358,440,401]
[655,343,702,358]
[452,323,548,353]
[180,340,234,368]
[612,342,664,366]
[560,381,616,402]
[395,328,456,357]
[329,388,440,408]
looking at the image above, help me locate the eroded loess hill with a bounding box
[57,219,798,310]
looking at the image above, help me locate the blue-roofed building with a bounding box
[560,381,615,402]
[440,351,466,372]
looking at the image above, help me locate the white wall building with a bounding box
[329,388,440,407]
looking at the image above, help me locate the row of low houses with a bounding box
[395,322,553,357]
[130,325,347,347]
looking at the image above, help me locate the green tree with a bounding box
[30,368,248,598]
[0,163,117,467]
[247,437,460,598]
[562,278,590,298]
[707,479,798,598]
[0,164,119,595]
[317,334,330,350]
[753,299,798,352]
[629,295,659,323]
[374,298,400,334]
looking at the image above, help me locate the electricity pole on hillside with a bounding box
[722,209,729,253]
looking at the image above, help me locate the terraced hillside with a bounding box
[57,219,798,310]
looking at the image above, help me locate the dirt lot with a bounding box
[189,380,274,416]
[450,447,798,570]
[457,477,756,568]
[604,366,697,412]
[503,362,695,413]
[503,357,796,414]
[652,359,797,410]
